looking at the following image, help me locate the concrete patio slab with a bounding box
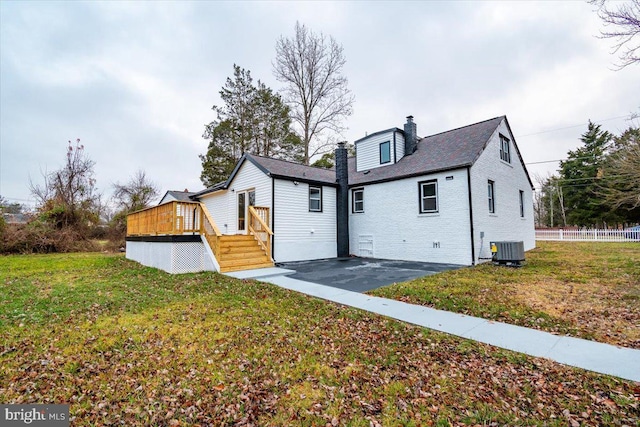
[226,267,295,280]
[278,257,464,292]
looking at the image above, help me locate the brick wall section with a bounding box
[470,119,536,262]
[349,168,473,265]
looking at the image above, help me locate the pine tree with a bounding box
[200,65,302,187]
[559,122,614,227]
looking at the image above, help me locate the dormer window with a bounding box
[380,141,391,164]
[499,134,511,163]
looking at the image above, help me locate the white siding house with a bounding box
[128,114,535,272]
[199,159,272,235]
[273,179,337,262]
[190,154,339,264]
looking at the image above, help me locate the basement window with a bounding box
[309,186,322,212]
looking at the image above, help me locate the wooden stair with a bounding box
[217,235,274,273]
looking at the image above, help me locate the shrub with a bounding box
[0,220,100,254]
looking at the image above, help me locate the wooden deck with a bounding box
[127,201,274,273]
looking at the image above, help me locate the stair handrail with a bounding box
[199,203,222,237]
[248,206,273,260]
[198,203,222,261]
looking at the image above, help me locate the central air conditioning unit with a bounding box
[490,241,525,266]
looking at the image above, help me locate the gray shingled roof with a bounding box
[349,116,505,186]
[165,190,196,201]
[192,153,337,198]
[190,181,226,198]
[191,115,532,198]
[247,154,336,185]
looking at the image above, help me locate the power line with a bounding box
[526,154,607,166]
[516,114,631,138]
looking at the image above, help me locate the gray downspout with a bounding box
[467,167,476,265]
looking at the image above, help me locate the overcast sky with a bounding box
[1,1,638,209]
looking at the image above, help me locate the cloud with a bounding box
[1,0,637,209]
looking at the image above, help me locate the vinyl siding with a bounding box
[273,179,337,262]
[470,118,536,263]
[199,160,273,235]
[395,132,405,162]
[356,130,401,172]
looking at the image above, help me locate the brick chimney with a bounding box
[404,115,417,155]
[335,141,349,258]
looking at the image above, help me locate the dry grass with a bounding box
[371,241,640,348]
[1,253,638,425]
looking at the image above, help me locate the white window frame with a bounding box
[419,180,438,214]
[499,134,511,163]
[309,186,322,212]
[352,188,364,213]
[519,190,525,218]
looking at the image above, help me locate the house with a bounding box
[126,115,535,273]
[158,189,195,205]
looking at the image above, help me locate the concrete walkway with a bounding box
[227,267,640,382]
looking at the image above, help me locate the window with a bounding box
[499,134,511,163]
[519,190,524,218]
[380,141,391,164]
[237,192,246,231]
[352,188,364,213]
[488,180,495,213]
[419,180,438,213]
[309,186,322,212]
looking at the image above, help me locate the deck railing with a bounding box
[126,201,273,264]
[127,201,202,236]
[248,206,273,260]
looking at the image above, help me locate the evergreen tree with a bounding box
[600,126,640,222]
[559,121,614,227]
[200,65,302,187]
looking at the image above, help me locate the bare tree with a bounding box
[30,139,101,229]
[110,170,159,238]
[600,127,640,211]
[112,170,160,213]
[590,0,640,68]
[273,22,355,164]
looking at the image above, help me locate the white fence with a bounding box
[536,229,640,242]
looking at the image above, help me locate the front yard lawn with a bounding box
[370,241,640,349]
[1,252,639,426]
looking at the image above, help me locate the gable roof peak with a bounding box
[421,115,505,140]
